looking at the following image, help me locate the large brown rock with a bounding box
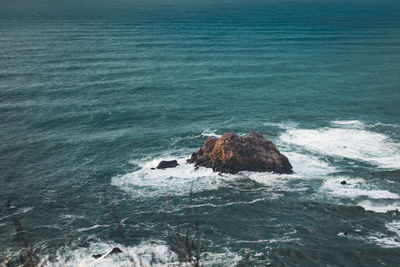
[187,132,293,174]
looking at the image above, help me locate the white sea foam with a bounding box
[200,129,246,138]
[114,155,294,199]
[190,197,277,208]
[331,120,365,128]
[367,222,400,248]
[386,221,400,237]
[284,152,336,177]
[280,125,400,168]
[368,235,400,248]
[241,171,296,188]
[235,236,300,244]
[114,144,341,199]
[200,250,243,266]
[373,122,400,128]
[77,224,110,232]
[39,240,243,267]
[0,206,34,222]
[60,214,86,221]
[114,154,298,199]
[201,129,222,138]
[240,152,336,188]
[20,206,34,213]
[340,220,400,248]
[358,200,400,213]
[39,240,176,267]
[332,120,400,129]
[112,156,229,198]
[321,178,399,199]
[266,237,301,244]
[263,121,299,129]
[170,134,202,146]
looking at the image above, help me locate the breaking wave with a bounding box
[280,120,400,169]
[321,178,399,199]
[358,200,400,213]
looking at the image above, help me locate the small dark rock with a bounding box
[344,232,348,236]
[109,247,123,254]
[340,180,347,185]
[156,160,179,169]
[92,254,103,259]
[194,166,199,170]
[106,247,123,257]
[151,167,156,170]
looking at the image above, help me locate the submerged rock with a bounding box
[187,132,293,174]
[93,247,123,259]
[92,254,102,259]
[156,160,179,169]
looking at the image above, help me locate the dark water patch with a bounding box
[370,170,400,182]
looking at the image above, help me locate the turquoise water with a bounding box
[1,0,400,265]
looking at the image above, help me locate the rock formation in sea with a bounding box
[107,247,123,256]
[187,132,293,174]
[156,160,179,169]
[92,247,123,259]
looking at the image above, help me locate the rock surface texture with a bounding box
[187,132,293,174]
[156,160,179,169]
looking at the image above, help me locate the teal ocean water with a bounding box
[1,0,400,265]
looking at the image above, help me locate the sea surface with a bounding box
[1,0,400,266]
